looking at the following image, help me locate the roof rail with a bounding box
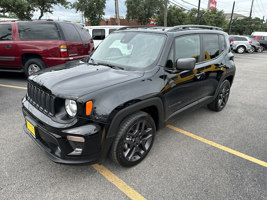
[117,26,167,31]
[166,25,223,32]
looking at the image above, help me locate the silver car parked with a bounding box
[230,35,252,54]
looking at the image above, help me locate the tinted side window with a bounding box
[109,29,117,34]
[60,23,81,41]
[219,35,226,53]
[0,24,12,41]
[18,22,59,40]
[92,29,105,40]
[175,34,200,63]
[75,25,91,41]
[203,34,220,60]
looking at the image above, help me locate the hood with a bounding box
[29,62,144,99]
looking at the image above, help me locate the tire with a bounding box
[250,46,255,53]
[236,46,245,54]
[110,111,156,167]
[208,80,231,112]
[24,58,46,77]
[257,46,263,53]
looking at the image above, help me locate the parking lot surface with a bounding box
[0,52,266,200]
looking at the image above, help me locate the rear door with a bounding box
[59,23,85,57]
[75,24,94,55]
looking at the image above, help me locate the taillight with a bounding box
[60,45,68,57]
[249,41,252,44]
[230,39,233,45]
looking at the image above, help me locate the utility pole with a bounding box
[196,0,201,24]
[164,0,168,27]
[228,1,235,35]
[260,16,265,31]
[246,0,254,35]
[207,0,210,10]
[115,0,120,25]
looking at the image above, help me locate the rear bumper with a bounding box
[22,100,103,164]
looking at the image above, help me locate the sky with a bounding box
[32,0,267,23]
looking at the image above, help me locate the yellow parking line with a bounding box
[92,164,146,200]
[0,84,27,90]
[167,124,267,168]
[242,69,267,74]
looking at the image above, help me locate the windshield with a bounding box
[90,32,166,71]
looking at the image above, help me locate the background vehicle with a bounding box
[247,35,263,53]
[22,25,235,167]
[0,20,94,76]
[85,25,125,47]
[229,35,252,53]
[251,32,267,50]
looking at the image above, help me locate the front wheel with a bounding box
[257,46,264,53]
[24,58,46,77]
[110,111,156,167]
[208,80,231,112]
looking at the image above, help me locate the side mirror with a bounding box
[176,58,196,71]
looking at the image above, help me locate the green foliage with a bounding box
[125,0,164,25]
[229,17,266,35]
[72,0,105,26]
[0,0,33,19]
[0,0,69,20]
[156,5,188,26]
[29,0,70,20]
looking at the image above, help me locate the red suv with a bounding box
[0,20,94,76]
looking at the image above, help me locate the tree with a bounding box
[72,0,106,26]
[0,0,69,20]
[200,9,227,28]
[0,0,33,19]
[29,0,70,20]
[125,0,164,25]
[156,5,188,26]
[230,17,266,35]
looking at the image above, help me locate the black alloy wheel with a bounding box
[208,80,231,112]
[110,111,155,167]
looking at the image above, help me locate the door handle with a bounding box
[6,45,12,49]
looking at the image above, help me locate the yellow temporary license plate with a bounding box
[26,120,36,137]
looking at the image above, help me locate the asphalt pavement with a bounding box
[0,52,266,200]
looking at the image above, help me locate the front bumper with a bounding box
[22,100,103,164]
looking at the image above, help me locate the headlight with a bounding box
[65,99,77,117]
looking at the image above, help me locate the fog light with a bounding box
[67,135,85,142]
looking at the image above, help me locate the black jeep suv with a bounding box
[22,25,235,167]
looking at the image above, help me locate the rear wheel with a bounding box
[24,58,46,77]
[236,46,245,54]
[110,111,156,167]
[208,80,231,112]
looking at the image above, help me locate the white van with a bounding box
[251,32,267,36]
[85,25,125,47]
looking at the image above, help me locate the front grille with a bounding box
[27,82,55,116]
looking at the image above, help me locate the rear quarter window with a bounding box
[75,25,91,41]
[0,24,12,41]
[60,23,82,41]
[18,22,59,40]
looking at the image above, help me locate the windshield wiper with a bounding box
[98,62,124,70]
